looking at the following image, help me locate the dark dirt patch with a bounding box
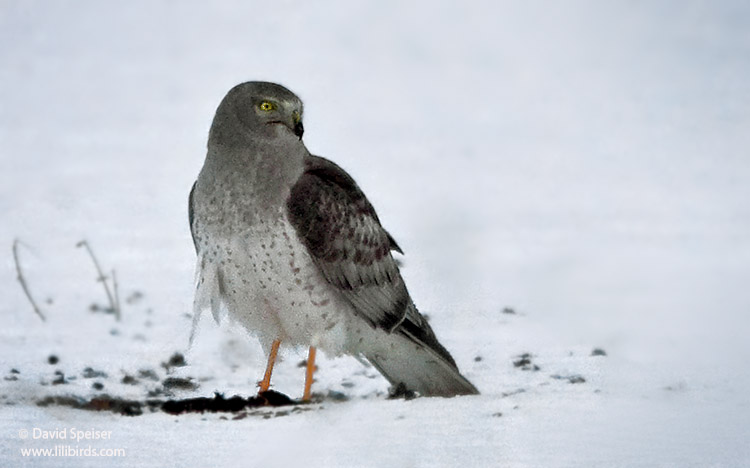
[35,390,299,417]
[82,367,108,379]
[513,353,540,371]
[551,374,586,384]
[162,377,198,391]
[125,291,144,304]
[325,390,349,402]
[501,388,526,398]
[162,352,187,370]
[161,391,297,415]
[36,395,158,416]
[121,374,138,385]
[137,368,159,381]
[51,371,67,385]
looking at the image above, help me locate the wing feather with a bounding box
[286,155,408,331]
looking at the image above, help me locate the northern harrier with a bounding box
[189,81,478,399]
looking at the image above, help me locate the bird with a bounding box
[189,81,479,400]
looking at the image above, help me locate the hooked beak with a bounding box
[292,111,304,139]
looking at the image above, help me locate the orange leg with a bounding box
[258,339,281,393]
[302,346,316,401]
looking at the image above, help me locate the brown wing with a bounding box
[286,155,409,331]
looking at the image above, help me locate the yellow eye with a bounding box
[259,101,276,111]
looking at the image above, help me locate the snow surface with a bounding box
[2,1,750,466]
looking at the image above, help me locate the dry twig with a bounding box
[112,269,121,321]
[76,240,121,320]
[12,239,46,322]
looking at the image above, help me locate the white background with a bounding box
[1,1,749,466]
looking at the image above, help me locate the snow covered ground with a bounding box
[2,1,749,466]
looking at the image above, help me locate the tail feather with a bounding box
[363,330,479,397]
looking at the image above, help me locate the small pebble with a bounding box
[121,375,138,385]
[166,353,186,368]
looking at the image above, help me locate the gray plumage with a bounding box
[189,81,478,397]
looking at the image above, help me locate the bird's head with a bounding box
[209,81,305,148]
